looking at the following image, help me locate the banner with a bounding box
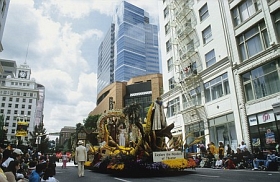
[16,121,29,136]
[153,151,184,162]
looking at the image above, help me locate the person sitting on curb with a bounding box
[252,149,275,170]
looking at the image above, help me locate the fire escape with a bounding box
[168,0,207,130]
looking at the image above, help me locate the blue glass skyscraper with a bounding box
[97,1,160,94]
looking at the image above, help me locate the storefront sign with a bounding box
[248,115,257,126]
[153,151,184,162]
[258,111,275,124]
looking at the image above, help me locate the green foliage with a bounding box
[123,103,142,124]
[83,114,100,130]
[29,122,49,153]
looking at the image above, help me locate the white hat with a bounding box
[77,140,84,145]
[13,149,24,155]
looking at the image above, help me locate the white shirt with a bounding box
[1,157,14,168]
[41,177,59,182]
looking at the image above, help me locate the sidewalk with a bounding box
[56,161,76,167]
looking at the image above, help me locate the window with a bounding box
[15,104,18,108]
[190,87,202,106]
[167,57,173,72]
[166,39,172,52]
[7,110,11,114]
[205,49,216,67]
[8,103,12,108]
[28,105,32,109]
[199,3,209,22]
[6,116,10,120]
[22,98,26,102]
[2,97,6,101]
[164,6,169,18]
[202,26,212,44]
[16,98,19,102]
[29,99,32,103]
[167,97,180,117]
[168,77,175,90]
[272,10,280,42]
[12,129,15,134]
[14,110,18,114]
[9,97,12,101]
[22,105,25,109]
[165,22,170,35]
[231,0,260,27]
[21,111,24,115]
[27,111,31,115]
[242,58,280,101]
[204,73,230,102]
[237,21,269,61]
[1,103,4,107]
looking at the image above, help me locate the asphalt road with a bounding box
[54,162,280,182]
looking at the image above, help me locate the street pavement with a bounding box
[54,162,280,182]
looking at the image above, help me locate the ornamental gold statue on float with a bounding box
[90,98,201,175]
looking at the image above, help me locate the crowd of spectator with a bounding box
[0,144,58,182]
[194,141,280,171]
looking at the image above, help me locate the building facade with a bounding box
[159,0,280,151]
[90,73,163,123]
[97,1,160,94]
[59,126,76,146]
[0,0,10,52]
[0,59,45,145]
[97,24,115,94]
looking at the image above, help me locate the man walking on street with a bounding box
[75,140,87,177]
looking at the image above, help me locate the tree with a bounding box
[29,122,49,153]
[83,114,100,130]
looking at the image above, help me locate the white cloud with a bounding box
[42,0,159,23]
[1,0,159,134]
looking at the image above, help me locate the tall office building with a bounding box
[97,24,115,94]
[0,59,45,144]
[160,0,280,151]
[97,1,160,94]
[0,0,10,52]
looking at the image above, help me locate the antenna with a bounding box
[24,43,29,64]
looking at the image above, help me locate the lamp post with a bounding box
[0,114,7,145]
[35,132,43,150]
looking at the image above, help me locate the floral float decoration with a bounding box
[90,102,205,174]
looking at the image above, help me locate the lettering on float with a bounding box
[153,151,184,162]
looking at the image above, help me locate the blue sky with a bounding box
[1,0,160,136]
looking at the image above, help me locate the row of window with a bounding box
[2,97,33,103]
[0,90,36,97]
[0,109,32,116]
[10,82,30,87]
[1,103,32,109]
[165,0,280,73]
[167,73,230,117]
[167,57,280,116]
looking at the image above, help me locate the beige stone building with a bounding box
[90,73,163,121]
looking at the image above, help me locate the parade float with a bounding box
[89,102,201,175]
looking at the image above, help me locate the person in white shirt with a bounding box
[239,141,247,152]
[75,141,87,177]
[214,157,223,169]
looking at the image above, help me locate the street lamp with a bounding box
[35,132,42,150]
